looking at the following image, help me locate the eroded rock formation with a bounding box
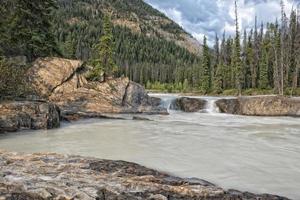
[27,57,166,118]
[0,150,289,200]
[0,101,60,133]
[171,97,207,112]
[216,96,300,116]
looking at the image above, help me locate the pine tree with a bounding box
[233,1,243,96]
[259,40,270,89]
[200,36,211,93]
[213,34,223,93]
[296,6,300,89]
[272,20,281,94]
[279,0,287,95]
[289,10,298,93]
[90,15,117,81]
[246,29,255,88]
[252,16,259,88]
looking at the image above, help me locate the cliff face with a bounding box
[27,57,166,117]
[0,150,289,200]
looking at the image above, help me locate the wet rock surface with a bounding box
[216,96,300,116]
[27,57,167,117]
[0,151,289,200]
[0,101,60,133]
[171,97,207,112]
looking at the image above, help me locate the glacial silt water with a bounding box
[0,94,299,199]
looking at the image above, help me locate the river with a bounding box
[0,94,300,199]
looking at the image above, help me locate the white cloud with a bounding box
[145,0,299,44]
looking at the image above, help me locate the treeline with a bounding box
[207,2,300,95]
[147,1,300,95]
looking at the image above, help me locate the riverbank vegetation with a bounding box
[146,1,300,96]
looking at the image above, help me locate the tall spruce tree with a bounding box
[233,0,243,96]
[213,34,223,93]
[200,36,211,93]
[90,15,117,81]
[289,10,298,93]
[259,40,270,89]
[296,6,300,89]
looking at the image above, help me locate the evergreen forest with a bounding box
[0,0,300,96]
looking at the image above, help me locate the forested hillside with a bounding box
[52,0,201,85]
[1,0,299,95]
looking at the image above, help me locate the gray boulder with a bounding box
[171,97,207,112]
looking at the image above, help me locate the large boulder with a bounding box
[27,57,84,97]
[0,150,289,200]
[27,57,167,117]
[171,97,207,112]
[0,101,60,133]
[216,96,300,116]
[216,98,240,114]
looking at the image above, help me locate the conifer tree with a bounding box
[296,6,300,89]
[213,34,223,93]
[90,15,117,81]
[272,20,281,94]
[259,40,270,89]
[252,16,259,88]
[233,0,243,96]
[289,10,298,92]
[200,36,211,93]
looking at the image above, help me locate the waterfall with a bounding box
[158,95,178,111]
[203,99,220,113]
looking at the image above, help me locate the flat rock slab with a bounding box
[0,150,289,200]
[216,96,300,116]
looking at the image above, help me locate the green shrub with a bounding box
[0,58,34,100]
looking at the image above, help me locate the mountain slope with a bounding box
[54,0,201,58]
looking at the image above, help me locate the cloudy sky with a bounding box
[145,0,299,44]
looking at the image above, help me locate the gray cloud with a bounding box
[145,0,299,44]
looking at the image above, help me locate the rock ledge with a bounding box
[0,150,289,200]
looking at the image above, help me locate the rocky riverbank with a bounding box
[216,96,300,116]
[0,57,167,133]
[28,57,166,116]
[0,150,289,200]
[162,95,300,117]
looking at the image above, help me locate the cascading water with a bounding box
[159,96,178,111]
[202,99,220,113]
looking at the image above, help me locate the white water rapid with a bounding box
[0,94,300,199]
